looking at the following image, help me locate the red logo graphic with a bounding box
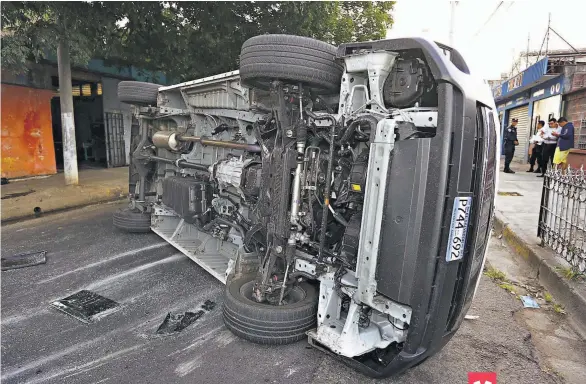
[468,372,497,384]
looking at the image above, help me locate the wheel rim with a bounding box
[239,281,306,306]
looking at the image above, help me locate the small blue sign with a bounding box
[493,58,549,100]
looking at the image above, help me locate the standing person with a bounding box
[538,118,559,177]
[503,118,519,174]
[527,120,545,173]
[552,117,575,172]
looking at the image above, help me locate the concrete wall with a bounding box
[101,76,133,165]
[1,84,57,178]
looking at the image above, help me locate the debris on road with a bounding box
[464,315,480,320]
[520,295,540,309]
[202,300,216,311]
[1,250,47,271]
[156,311,205,335]
[1,190,35,199]
[50,290,121,323]
[156,300,217,335]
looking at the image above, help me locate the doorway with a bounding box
[51,80,107,170]
[531,95,561,135]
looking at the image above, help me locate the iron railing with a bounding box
[538,167,586,272]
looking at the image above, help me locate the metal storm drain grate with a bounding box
[50,290,121,323]
[497,191,523,196]
[1,251,47,271]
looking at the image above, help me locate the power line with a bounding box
[473,1,504,38]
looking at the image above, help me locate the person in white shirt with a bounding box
[538,118,559,177]
[528,120,545,173]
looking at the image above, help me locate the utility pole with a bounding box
[449,1,457,46]
[57,36,79,185]
[526,33,530,68]
[545,12,551,56]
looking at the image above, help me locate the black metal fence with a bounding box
[538,167,586,273]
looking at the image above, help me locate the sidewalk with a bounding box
[1,167,129,223]
[494,161,586,334]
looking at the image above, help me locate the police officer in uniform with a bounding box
[503,118,519,173]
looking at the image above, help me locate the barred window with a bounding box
[578,118,586,149]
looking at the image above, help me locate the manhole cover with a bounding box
[50,290,121,323]
[497,191,523,196]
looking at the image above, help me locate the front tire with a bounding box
[239,34,343,93]
[223,275,318,345]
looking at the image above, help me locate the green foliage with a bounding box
[1,2,109,68]
[2,1,395,82]
[543,292,553,303]
[484,265,507,281]
[498,282,516,294]
[99,1,395,81]
[553,303,566,314]
[555,266,585,281]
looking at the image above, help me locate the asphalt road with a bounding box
[0,203,572,383]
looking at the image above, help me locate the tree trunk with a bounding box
[57,38,79,185]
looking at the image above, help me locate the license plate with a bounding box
[446,197,473,262]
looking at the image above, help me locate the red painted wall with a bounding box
[1,84,57,178]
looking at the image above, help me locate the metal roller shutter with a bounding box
[508,105,530,161]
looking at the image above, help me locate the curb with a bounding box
[493,211,586,336]
[1,196,127,225]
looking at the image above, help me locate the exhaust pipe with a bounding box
[152,131,261,153]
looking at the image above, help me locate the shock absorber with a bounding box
[290,84,306,230]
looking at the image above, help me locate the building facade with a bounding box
[493,50,586,166]
[493,58,564,162]
[1,60,167,179]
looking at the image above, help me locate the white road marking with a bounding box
[1,308,51,326]
[38,242,169,284]
[214,329,238,348]
[85,253,183,291]
[2,336,102,380]
[175,356,203,377]
[286,367,298,378]
[166,325,225,356]
[27,345,141,384]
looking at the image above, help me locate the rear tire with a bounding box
[113,208,151,233]
[239,34,343,93]
[223,275,318,345]
[118,81,161,106]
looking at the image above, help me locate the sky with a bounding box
[386,0,586,80]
